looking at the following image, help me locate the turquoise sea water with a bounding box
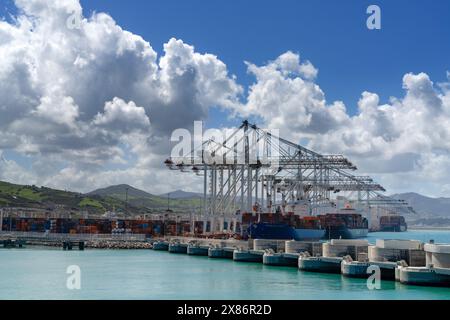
[1,230,449,300]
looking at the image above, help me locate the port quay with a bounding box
[149,237,450,287]
[158,121,449,287]
[2,231,450,290]
[2,121,450,290]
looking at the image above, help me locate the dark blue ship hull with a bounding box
[248,223,296,240]
[248,223,325,241]
[248,223,367,240]
[323,225,368,239]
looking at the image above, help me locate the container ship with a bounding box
[246,215,325,241]
[378,215,407,232]
[244,205,369,240]
[369,209,408,232]
[320,209,369,239]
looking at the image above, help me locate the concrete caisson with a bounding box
[253,239,286,252]
[322,239,369,260]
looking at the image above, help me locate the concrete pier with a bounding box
[168,242,188,254]
[263,252,299,267]
[208,247,226,258]
[341,259,397,279]
[341,259,369,278]
[298,255,343,273]
[424,243,450,268]
[323,239,369,260]
[398,266,450,287]
[339,239,424,280]
[253,239,286,252]
[223,247,236,258]
[61,241,85,250]
[187,243,209,256]
[396,243,450,287]
[233,249,264,262]
[368,239,425,267]
[148,236,450,288]
[285,240,323,256]
[2,239,26,248]
[152,241,169,251]
[298,240,368,274]
[208,246,234,259]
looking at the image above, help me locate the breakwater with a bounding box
[150,236,450,288]
[2,235,450,300]
[0,231,151,249]
[3,230,450,288]
[19,239,152,249]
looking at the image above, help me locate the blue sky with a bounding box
[4,0,446,125]
[0,0,449,196]
[1,0,448,123]
[74,0,449,121]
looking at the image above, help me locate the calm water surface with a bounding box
[1,230,449,300]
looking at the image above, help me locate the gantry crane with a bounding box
[165,120,414,233]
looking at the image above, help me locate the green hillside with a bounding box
[0,181,137,215]
[0,181,201,215]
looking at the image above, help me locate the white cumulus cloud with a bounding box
[239,53,450,196]
[0,0,449,198]
[0,0,241,193]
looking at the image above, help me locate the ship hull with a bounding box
[248,223,325,240]
[294,228,326,240]
[248,222,368,241]
[378,215,408,232]
[379,224,408,232]
[324,226,368,240]
[248,223,297,240]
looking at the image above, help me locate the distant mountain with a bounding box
[391,192,450,217]
[0,181,202,215]
[160,190,203,199]
[4,179,448,219]
[88,184,202,213]
[88,184,163,210]
[87,184,156,200]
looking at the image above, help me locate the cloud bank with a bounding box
[240,55,450,197]
[1,0,449,197]
[0,0,241,192]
